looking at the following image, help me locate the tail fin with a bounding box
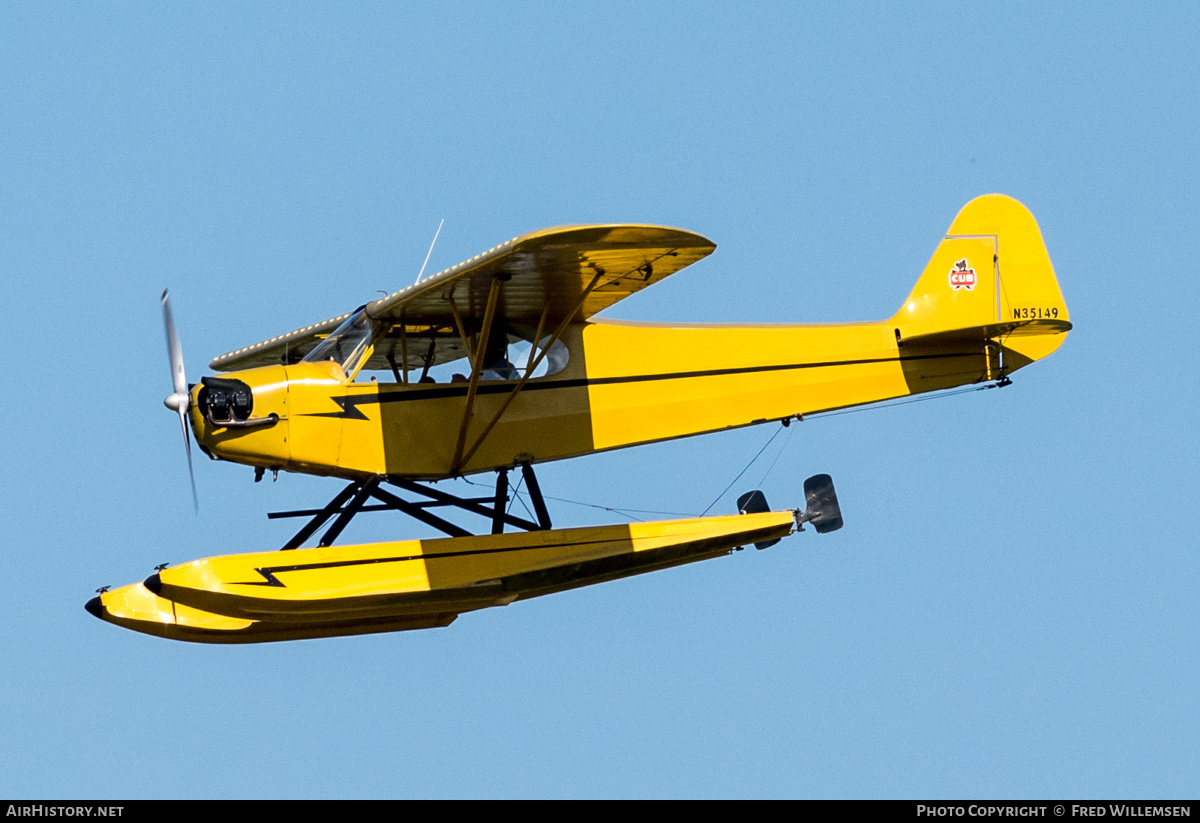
[892,195,1070,370]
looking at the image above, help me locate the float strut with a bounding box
[318,476,381,548]
[279,481,362,551]
[368,484,470,538]
[521,463,552,530]
[492,469,509,534]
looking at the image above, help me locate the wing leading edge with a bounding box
[209,224,715,372]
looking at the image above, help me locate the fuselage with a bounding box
[189,315,1032,481]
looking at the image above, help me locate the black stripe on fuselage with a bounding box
[300,351,974,419]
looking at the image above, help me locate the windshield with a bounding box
[303,309,378,375]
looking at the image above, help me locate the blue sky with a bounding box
[2,2,1197,798]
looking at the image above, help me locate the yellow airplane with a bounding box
[87,193,1070,643]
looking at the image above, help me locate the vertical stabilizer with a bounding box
[892,194,1070,368]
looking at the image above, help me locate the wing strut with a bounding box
[450,277,503,471]
[454,269,606,472]
[525,304,550,379]
[390,319,408,384]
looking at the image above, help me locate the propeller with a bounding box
[161,289,199,512]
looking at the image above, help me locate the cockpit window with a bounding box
[303,309,378,375]
[351,320,570,384]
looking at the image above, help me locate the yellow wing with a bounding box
[209,224,715,371]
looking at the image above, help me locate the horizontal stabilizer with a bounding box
[899,318,1073,350]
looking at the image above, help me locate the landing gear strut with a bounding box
[269,463,553,550]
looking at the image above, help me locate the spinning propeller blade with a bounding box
[162,289,198,513]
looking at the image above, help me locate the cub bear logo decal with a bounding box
[949,258,976,291]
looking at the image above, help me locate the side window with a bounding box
[361,322,570,384]
[508,335,568,379]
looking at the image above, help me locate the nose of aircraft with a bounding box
[84,596,104,619]
[189,366,290,471]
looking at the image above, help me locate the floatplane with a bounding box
[87,194,1069,642]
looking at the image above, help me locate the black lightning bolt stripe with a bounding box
[231,533,640,587]
[299,351,974,419]
[305,395,372,420]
